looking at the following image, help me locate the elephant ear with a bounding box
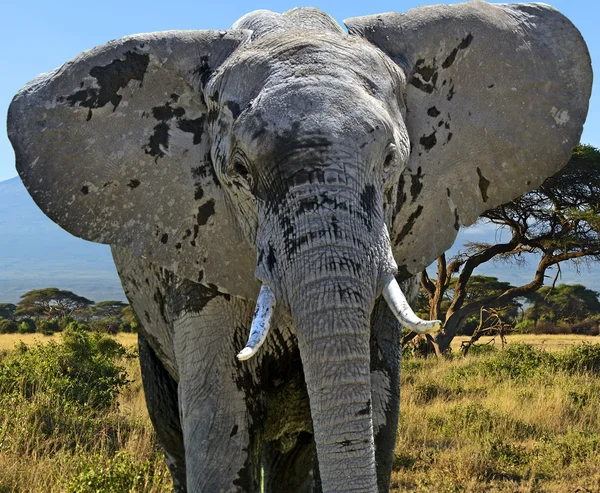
[346,2,592,276]
[8,29,262,299]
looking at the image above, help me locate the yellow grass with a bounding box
[1,332,594,353]
[452,333,599,352]
[392,344,600,492]
[0,331,138,350]
[3,332,595,353]
[0,334,170,492]
[1,333,600,491]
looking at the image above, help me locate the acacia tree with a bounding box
[523,284,600,325]
[15,288,94,319]
[89,301,128,319]
[0,303,17,320]
[415,144,600,356]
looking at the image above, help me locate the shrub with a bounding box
[64,320,91,332]
[58,316,75,330]
[557,343,600,375]
[466,343,497,356]
[90,317,121,335]
[18,318,36,334]
[65,452,167,493]
[569,318,600,336]
[0,318,18,334]
[35,318,59,335]
[118,321,137,333]
[514,319,536,333]
[446,343,556,383]
[0,327,128,410]
[544,431,600,467]
[481,343,555,380]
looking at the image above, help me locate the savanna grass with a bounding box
[0,330,170,493]
[1,333,599,492]
[393,342,600,492]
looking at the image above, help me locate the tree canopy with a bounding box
[15,288,94,319]
[89,301,129,319]
[524,284,600,325]
[0,304,17,320]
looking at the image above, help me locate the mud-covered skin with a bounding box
[116,246,310,491]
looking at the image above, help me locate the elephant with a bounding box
[7,3,592,492]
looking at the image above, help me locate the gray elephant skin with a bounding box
[7,3,592,492]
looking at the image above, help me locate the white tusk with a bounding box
[237,284,276,361]
[382,275,441,334]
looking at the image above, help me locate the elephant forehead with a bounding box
[213,31,404,104]
[232,84,396,167]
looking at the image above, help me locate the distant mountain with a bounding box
[0,176,125,304]
[1,176,598,305]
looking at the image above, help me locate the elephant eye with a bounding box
[234,160,250,180]
[383,144,397,172]
[228,152,254,190]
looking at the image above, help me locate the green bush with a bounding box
[514,319,536,333]
[0,327,128,410]
[63,320,91,332]
[65,452,167,493]
[557,343,600,375]
[58,316,75,330]
[543,431,600,468]
[569,318,600,336]
[18,318,36,334]
[446,343,556,383]
[466,343,498,356]
[118,321,136,333]
[90,317,121,335]
[0,318,18,334]
[484,343,554,380]
[35,318,59,335]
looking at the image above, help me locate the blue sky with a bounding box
[1,0,598,182]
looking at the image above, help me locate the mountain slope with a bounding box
[0,176,125,303]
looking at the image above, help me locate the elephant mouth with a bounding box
[237,274,440,360]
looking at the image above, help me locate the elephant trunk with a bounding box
[289,262,378,492]
[260,182,393,491]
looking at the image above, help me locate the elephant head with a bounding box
[7,3,591,491]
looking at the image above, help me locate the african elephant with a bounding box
[7,3,591,492]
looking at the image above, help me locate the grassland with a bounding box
[0,332,138,351]
[0,333,599,492]
[452,333,600,352]
[0,332,170,493]
[394,342,600,492]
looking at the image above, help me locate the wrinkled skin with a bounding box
[7,4,591,492]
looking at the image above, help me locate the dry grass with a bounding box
[392,343,600,492]
[0,331,138,351]
[4,332,595,353]
[1,333,600,491]
[452,333,599,352]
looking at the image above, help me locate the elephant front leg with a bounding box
[370,296,402,493]
[172,283,261,493]
[138,332,187,492]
